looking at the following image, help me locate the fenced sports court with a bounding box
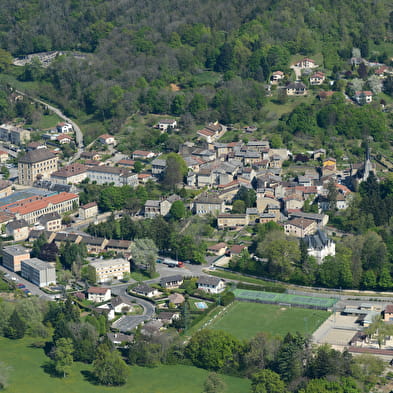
[233,289,337,310]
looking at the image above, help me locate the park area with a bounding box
[209,302,331,340]
[0,337,250,393]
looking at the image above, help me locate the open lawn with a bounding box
[209,302,330,340]
[25,113,63,130]
[0,337,250,393]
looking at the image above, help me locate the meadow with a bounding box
[0,337,250,393]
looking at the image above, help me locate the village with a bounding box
[1,53,393,393]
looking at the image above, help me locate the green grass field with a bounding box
[0,337,250,393]
[209,302,330,340]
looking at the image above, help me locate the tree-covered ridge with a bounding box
[0,0,392,138]
[0,0,391,55]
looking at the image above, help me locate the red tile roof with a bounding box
[6,192,78,215]
[88,287,109,294]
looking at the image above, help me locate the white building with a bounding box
[21,258,56,287]
[89,258,130,283]
[303,230,335,264]
[197,276,225,294]
[87,287,111,302]
[158,119,177,132]
[56,122,73,133]
[86,166,138,187]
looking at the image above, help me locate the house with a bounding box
[168,293,185,306]
[207,242,227,256]
[158,119,177,132]
[132,150,155,160]
[309,71,325,85]
[2,245,30,272]
[0,211,15,229]
[228,244,247,256]
[157,311,180,325]
[303,230,335,264]
[271,71,284,84]
[284,218,317,237]
[323,157,336,171]
[87,287,111,302]
[151,158,167,176]
[197,276,225,294]
[141,320,163,336]
[0,150,9,163]
[107,332,134,346]
[56,122,73,133]
[38,212,62,232]
[53,232,82,247]
[292,58,317,69]
[21,258,56,287]
[105,239,132,254]
[197,123,224,143]
[98,134,116,145]
[144,199,172,218]
[160,275,183,289]
[5,219,29,241]
[110,296,133,313]
[383,305,393,322]
[80,151,101,161]
[138,173,154,184]
[79,202,98,220]
[286,82,307,96]
[57,134,73,144]
[82,236,108,254]
[117,159,135,168]
[133,284,159,298]
[193,192,225,215]
[354,91,373,105]
[318,91,335,100]
[217,214,249,229]
[283,194,304,212]
[0,180,12,199]
[288,211,329,228]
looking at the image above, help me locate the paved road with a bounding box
[110,284,156,332]
[0,265,53,301]
[14,89,84,165]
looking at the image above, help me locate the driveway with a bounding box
[110,284,156,332]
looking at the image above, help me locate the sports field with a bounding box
[0,337,250,393]
[233,289,338,309]
[209,302,330,340]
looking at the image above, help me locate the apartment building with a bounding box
[18,149,58,185]
[2,245,30,272]
[0,124,31,145]
[89,258,130,283]
[21,258,56,287]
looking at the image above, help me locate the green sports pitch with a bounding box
[209,302,331,340]
[233,289,338,309]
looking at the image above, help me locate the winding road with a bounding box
[14,89,84,162]
[110,283,156,332]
